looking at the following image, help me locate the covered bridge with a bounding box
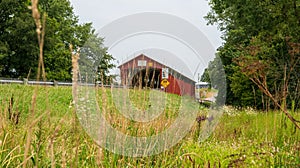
[118,54,195,97]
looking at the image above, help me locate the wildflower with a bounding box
[196,115,214,123]
[196,115,207,123]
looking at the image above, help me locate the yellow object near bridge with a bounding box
[161,79,170,88]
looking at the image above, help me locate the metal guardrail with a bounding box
[29,81,56,85]
[55,82,73,86]
[0,78,125,88]
[0,78,73,86]
[0,79,23,84]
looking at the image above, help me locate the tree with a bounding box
[200,69,210,83]
[39,0,92,81]
[206,0,300,128]
[201,54,226,105]
[0,0,38,78]
[0,0,94,81]
[206,0,300,109]
[79,32,116,85]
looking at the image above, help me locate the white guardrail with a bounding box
[0,78,72,86]
[0,78,123,88]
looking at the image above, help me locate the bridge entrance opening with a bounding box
[131,68,161,89]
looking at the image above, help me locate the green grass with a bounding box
[0,84,299,167]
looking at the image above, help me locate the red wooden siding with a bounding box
[118,54,195,97]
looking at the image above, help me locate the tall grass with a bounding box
[0,84,299,167]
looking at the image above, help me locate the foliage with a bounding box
[201,54,226,105]
[0,0,114,81]
[39,0,92,81]
[205,0,300,110]
[200,69,210,83]
[80,32,116,85]
[0,0,38,78]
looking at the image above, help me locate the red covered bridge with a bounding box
[118,54,195,97]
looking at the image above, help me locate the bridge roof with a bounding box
[118,49,195,81]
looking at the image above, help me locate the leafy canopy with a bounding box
[205,0,300,109]
[0,0,115,81]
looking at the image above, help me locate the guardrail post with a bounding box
[54,80,58,86]
[23,78,28,85]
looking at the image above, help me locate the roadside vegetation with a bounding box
[0,84,299,167]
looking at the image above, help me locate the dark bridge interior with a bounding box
[131,68,161,89]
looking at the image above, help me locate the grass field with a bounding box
[0,84,299,167]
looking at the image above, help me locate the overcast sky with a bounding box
[69,0,223,81]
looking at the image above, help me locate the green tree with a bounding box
[206,0,300,110]
[201,54,226,105]
[39,0,92,81]
[200,68,210,83]
[0,0,93,81]
[0,0,38,78]
[79,32,115,85]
